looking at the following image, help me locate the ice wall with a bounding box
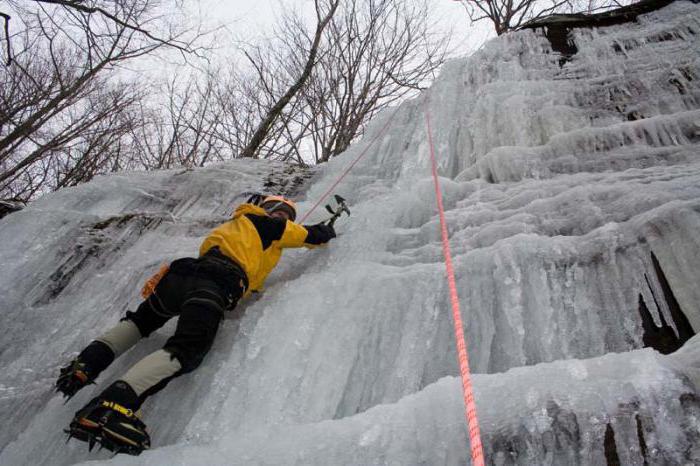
[1,2,699,465]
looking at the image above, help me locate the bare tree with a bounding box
[211,0,447,165]
[130,71,224,170]
[0,0,453,199]
[453,0,628,36]
[30,0,206,57]
[211,67,267,161]
[208,55,293,162]
[0,12,11,64]
[306,0,447,163]
[0,64,144,198]
[239,0,340,159]
[0,0,208,200]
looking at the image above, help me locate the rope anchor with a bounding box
[324,195,350,226]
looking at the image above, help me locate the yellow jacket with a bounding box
[199,203,317,295]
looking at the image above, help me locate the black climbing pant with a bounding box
[121,248,247,402]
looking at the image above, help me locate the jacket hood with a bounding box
[233,203,268,218]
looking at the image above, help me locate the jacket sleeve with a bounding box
[278,221,337,248]
[245,213,333,249]
[277,221,315,248]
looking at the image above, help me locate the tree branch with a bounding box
[0,12,11,64]
[33,0,198,54]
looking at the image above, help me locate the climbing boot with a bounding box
[56,341,115,399]
[66,381,150,455]
[56,359,95,400]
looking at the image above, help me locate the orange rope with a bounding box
[424,100,485,466]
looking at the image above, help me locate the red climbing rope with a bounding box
[299,107,401,223]
[424,101,485,466]
[297,97,485,463]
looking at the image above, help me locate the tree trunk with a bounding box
[240,0,340,159]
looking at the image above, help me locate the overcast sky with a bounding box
[188,0,494,64]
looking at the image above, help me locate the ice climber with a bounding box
[56,195,336,454]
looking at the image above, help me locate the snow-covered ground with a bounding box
[1,2,699,464]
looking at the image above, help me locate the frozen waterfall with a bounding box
[1,1,699,465]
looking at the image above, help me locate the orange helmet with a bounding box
[260,195,297,221]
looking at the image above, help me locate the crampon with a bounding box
[65,400,150,456]
[55,360,95,401]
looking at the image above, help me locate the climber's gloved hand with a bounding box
[319,222,336,239]
[305,222,336,245]
[315,222,336,242]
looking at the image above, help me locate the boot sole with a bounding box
[102,426,143,448]
[66,420,148,455]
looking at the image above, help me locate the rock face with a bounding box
[521,0,684,60]
[0,200,24,219]
[0,2,699,465]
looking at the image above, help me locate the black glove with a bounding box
[319,222,336,239]
[305,222,336,245]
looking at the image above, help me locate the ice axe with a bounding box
[324,195,350,227]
